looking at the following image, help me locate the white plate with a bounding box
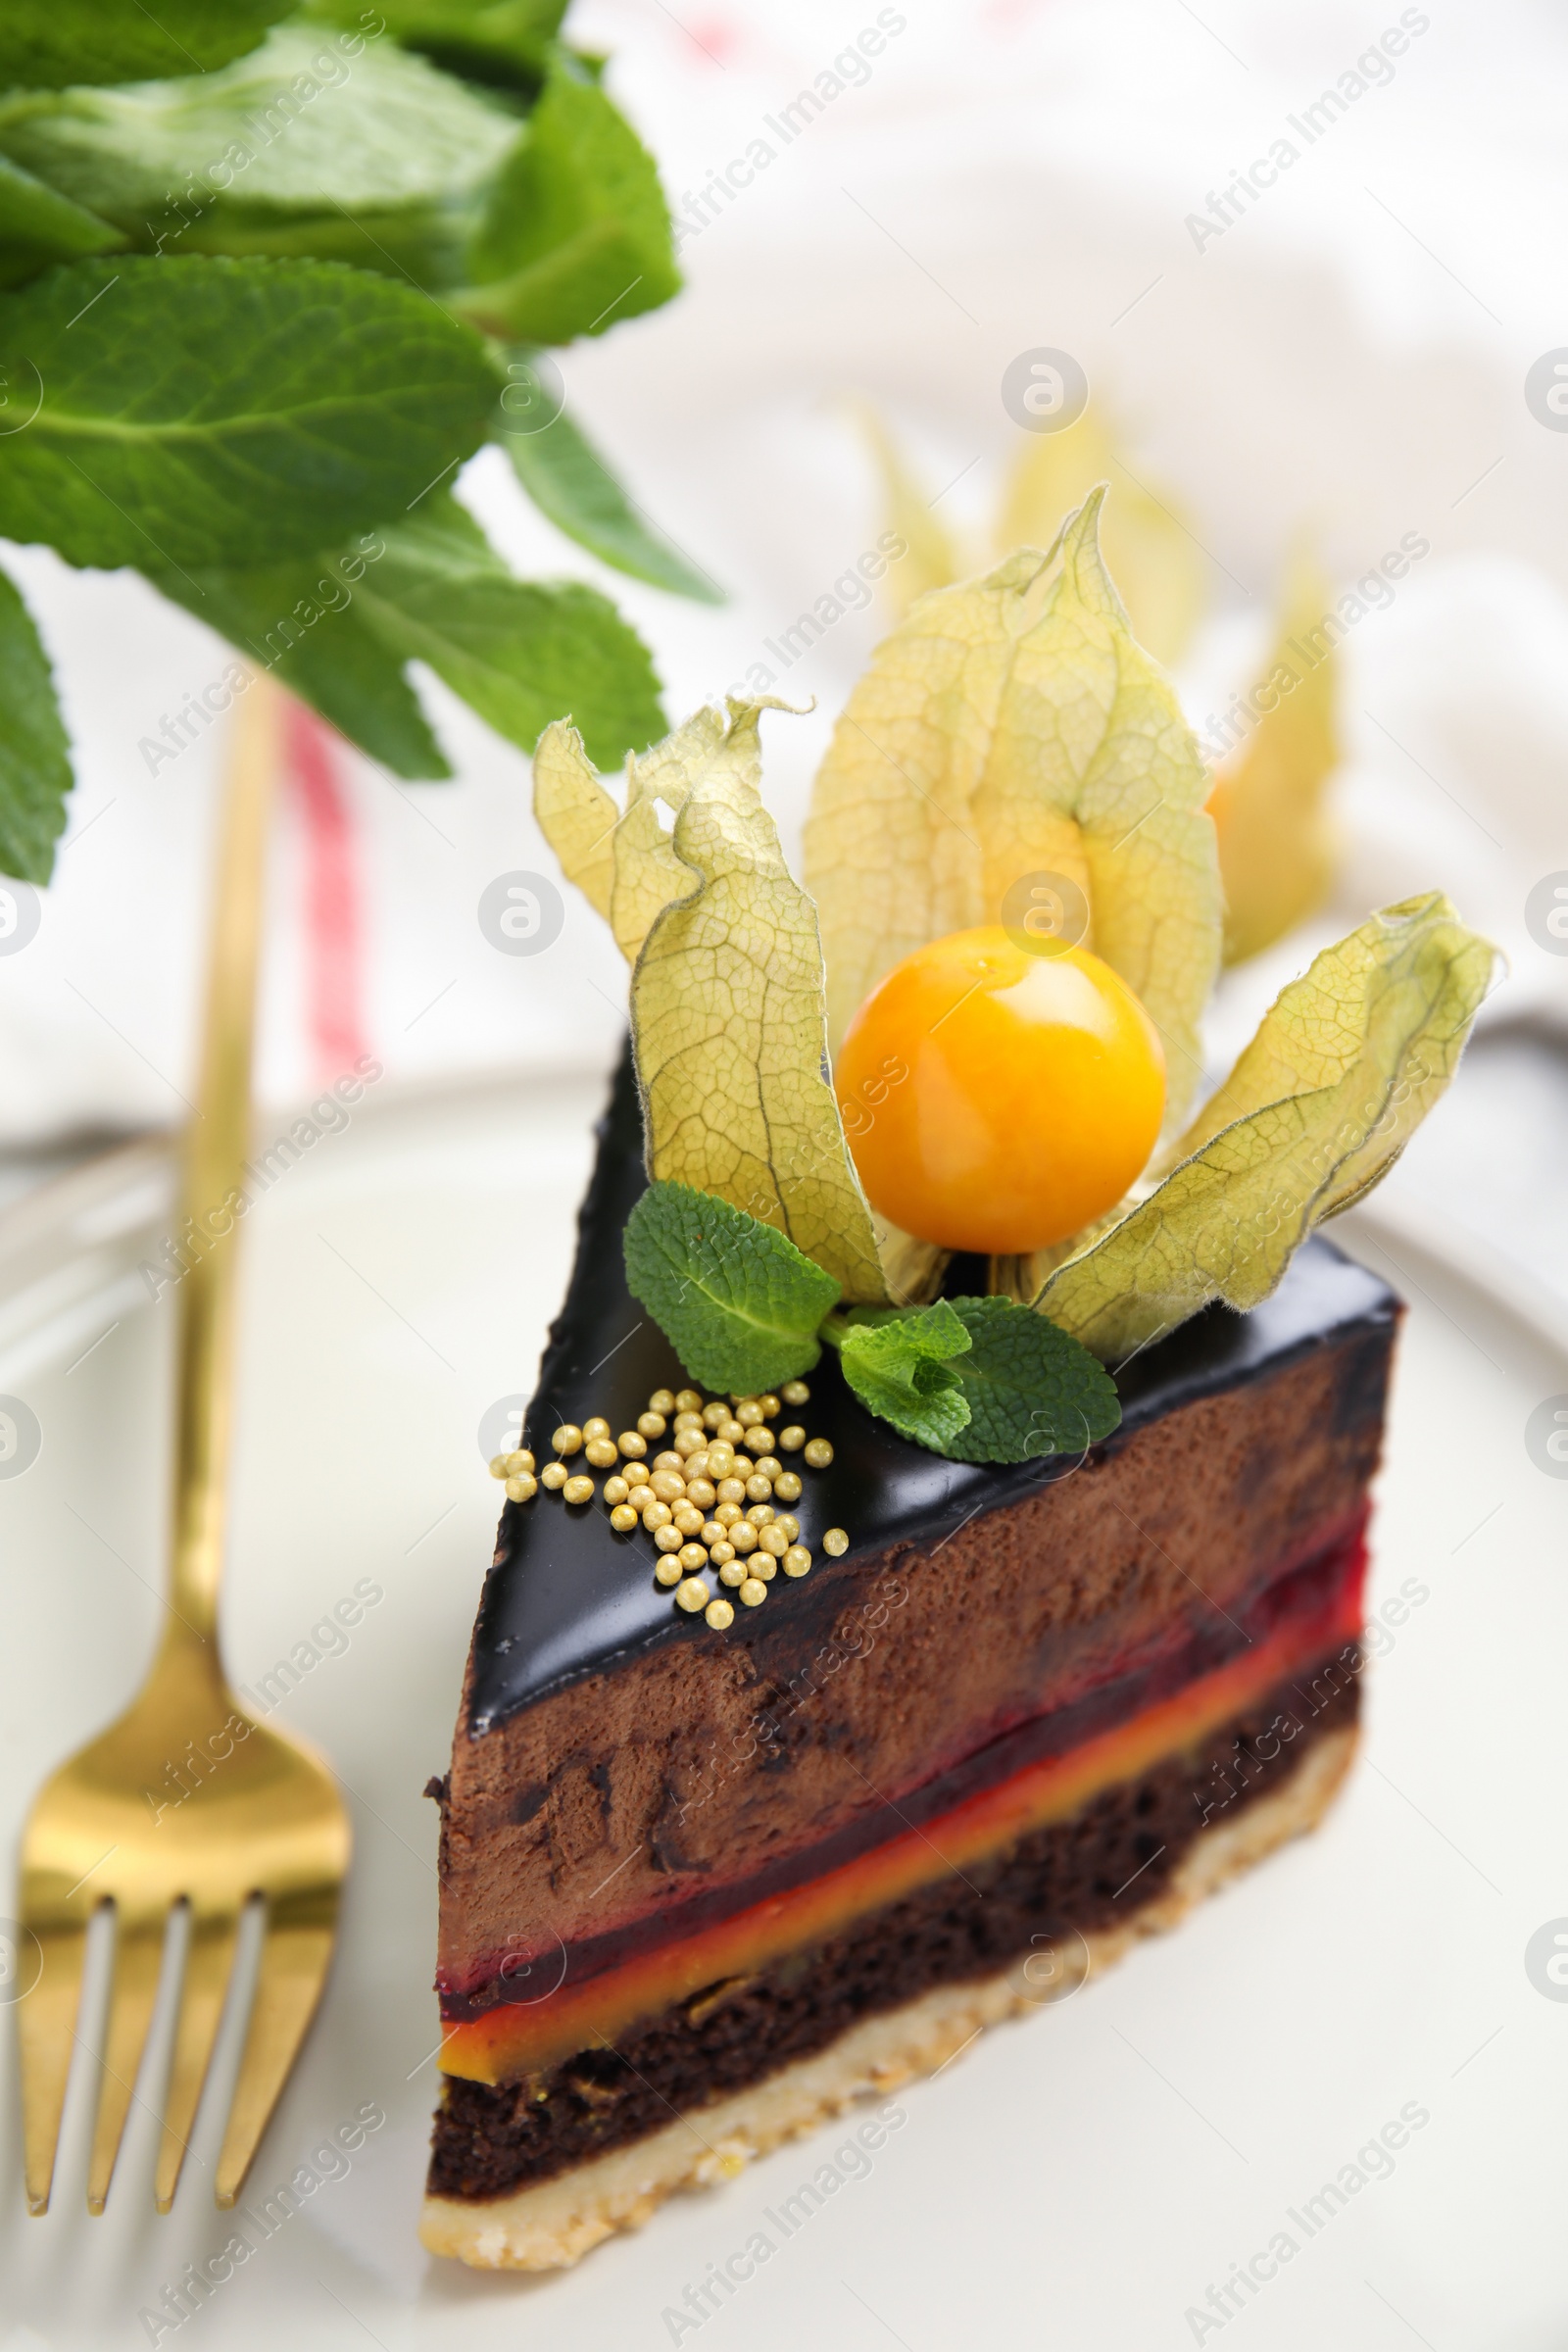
[0,1068,1563,2352]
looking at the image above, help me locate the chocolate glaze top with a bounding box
[467,1043,1398,1734]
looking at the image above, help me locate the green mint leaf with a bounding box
[837,1302,973,1451]
[0,257,502,570]
[623,1180,841,1396]
[0,154,123,291]
[352,493,664,770]
[497,394,722,602]
[0,564,72,884]
[304,0,569,95]
[938,1297,1121,1463]
[0,28,516,288]
[148,535,451,781]
[0,1,290,90]
[459,52,679,342]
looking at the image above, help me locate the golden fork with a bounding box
[17,671,351,2217]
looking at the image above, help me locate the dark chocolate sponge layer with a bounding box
[431,1650,1359,2202]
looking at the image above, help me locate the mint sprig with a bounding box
[623,1181,841,1396]
[0,6,708,886]
[624,1182,1122,1464]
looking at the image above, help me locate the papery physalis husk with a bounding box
[1032,893,1496,1362]
[997,409,1204,670]
[804,489,1222,1139]
[1208,557,1340,966]
[535,701,887,1303]
[855,404,962,620]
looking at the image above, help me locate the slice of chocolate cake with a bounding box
[420,503,1490,2269]
[420,1047,1398,2270]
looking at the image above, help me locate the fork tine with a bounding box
[85,1911,168,2215]
[214,1886,339,2208]
[19,1922,88,2215]
[154,1909,240,2214]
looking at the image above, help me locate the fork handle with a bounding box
[167,671,279,1648]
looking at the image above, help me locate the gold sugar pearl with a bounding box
[750,1552,776,1581]
[675,1389,703,1413]
[718,1558,748,1588]
[781,1380,810,1406]
[783,1544,811,1578]
[655,1557,683,1588]
[710,1540,736,1567]
[655,1525,684,1553]
[488,1454,511,1479]
[675,1576,709,1612]
[563,1475,594,1505]
[678,1542,709,1572]
[673,1504,705,1537]
[715,1478,747,1507]
[760,1394,781,1419]
[508,1447,535,1473]
[673,1430,706,1458]
[505,1472,537,1502]
[746,1502,775,1526]
[702,1400,729,1430]
[772,1471,803,1503]
[822,1527,850,1557]
[736,1399,764,1428]
[719,1418,747,1446]
[774,1514,800,1542]
[584,1438,618,1469]
[705,1596,734,1631]
[653,1450,686,1475]
[730,1521,759,1554]
[804,1439,834,1469]
[604,1475,629,1505]
[673,1410,704,1433]
[739,1576,768,1608]
[552,1424,583,1456]
[617,1430,648,1458]
[683,1444,710,1473]
[700,1520,726,1547]
[650,1470,687,1504]
[643,1498,672,1531]
[685,1477,716,1510]
[623,1460,651,1489]
[649,1389,676,1415]
[637,1411,667,1441]
[714,1501,742,1528]
[758,1524,787,1557]
[582,1417,611,1442]
[743,1427,773,1455]
[705,1442,736,1479]
[540,1462,568,1491]
[745,1474,773,1504]
[778,1426,807,1453]
[754,1456,781,1482]
[610,1503,639,1533]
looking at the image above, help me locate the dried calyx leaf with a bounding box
[536,700,888,1305]
[804,488,1222,1134]
[1035,893,1496,1362]
[1208,555,1340,966]
[997,409,1203,670]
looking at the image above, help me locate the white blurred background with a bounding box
[1,0,1565,1285]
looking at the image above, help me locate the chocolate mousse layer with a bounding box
[431,1651,1360,2201]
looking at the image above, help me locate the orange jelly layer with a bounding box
[441,1589,1361,2085]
